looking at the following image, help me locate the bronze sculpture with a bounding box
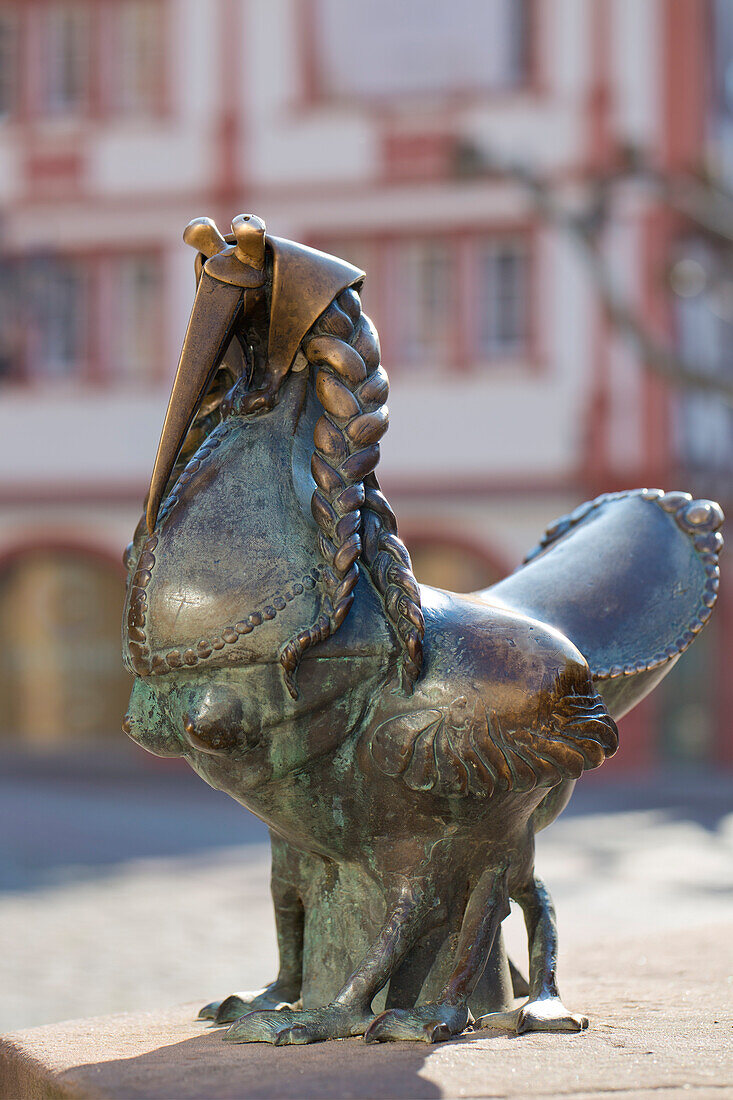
[122,215,724,1045]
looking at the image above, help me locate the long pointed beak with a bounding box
[146,271,243,533]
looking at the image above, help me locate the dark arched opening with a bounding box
[0,545,131,744]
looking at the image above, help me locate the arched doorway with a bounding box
[0,546,132,745]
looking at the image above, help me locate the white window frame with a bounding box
[312,0,530,101]
[40,2,91,116]
[112,254,162,382]
[475,238,529,361]
[26,257,89,381]
[0,7,18,118]
[111,0,163,116]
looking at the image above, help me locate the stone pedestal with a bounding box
[2,924,731,1100]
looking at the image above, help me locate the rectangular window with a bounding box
[309,233,532,371]
[26,258,88,379]
[11,0,166,120]
[313,0,529,100]
[41,3,91,114]
[711,0,733,181]
[0,7,18,117]
[112,0,163,114]
[0,251,165,387]
[0,264,24,381]
[394,241,453,366]
[673,251,733,472]
[112,255,161,380]
[476,240,529,359]
[713,0,733,124]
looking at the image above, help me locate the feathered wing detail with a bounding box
[366,683,618,799]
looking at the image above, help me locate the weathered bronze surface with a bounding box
[122,216,724,1046]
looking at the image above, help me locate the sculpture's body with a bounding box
[122,215,724,1045]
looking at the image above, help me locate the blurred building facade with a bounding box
[0,0,730,767]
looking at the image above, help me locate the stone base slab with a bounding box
[1,923,731,1099]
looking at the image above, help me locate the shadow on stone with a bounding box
[60,1029,447,1100]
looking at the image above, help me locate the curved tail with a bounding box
[482,489,723,721]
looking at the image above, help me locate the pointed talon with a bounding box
[363,1017,384,1044]
[363,1012,392,1044]
[516,998,588,1034]
[200,988,298,1026]
[363,1004,470,1043]
[224,1010,281,1044]
[477,998,589,1035]
[475,1008,520,1032]
[223,1004,372,1045]
[517,1007,588,1034]
[275,1025,311,1045]
[215,994,251,1025]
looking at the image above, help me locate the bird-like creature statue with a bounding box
[122,215,724,1045]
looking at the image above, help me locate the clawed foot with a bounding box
[365,1003,472,1044]
[224,1003,373,1045]
[199,984,299,1026]
[477,996,588,1034]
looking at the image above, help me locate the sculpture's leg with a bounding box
[200,833,304,1024]
[476,873,588,1033]
[364,866,510,1043]
[224,878,433,1045]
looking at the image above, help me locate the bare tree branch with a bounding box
[481,153,733,407]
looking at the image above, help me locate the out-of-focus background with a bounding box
[0,0,731,1035]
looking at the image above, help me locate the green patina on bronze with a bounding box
[121,215,724,1045]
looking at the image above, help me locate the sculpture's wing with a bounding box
[483,489,723,720]
[366,675,618,800]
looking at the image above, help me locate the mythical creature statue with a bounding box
[122,215,724,1045]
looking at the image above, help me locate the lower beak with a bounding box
[146,272,243,532]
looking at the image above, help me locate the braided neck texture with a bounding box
[279,287,425,698]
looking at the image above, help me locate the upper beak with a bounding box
[145,271,244,533]
[146,214,268,534]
